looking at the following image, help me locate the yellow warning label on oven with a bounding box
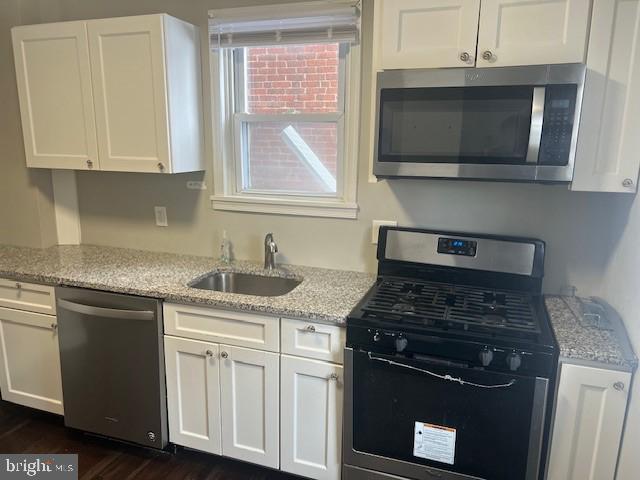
[413,421,456,465]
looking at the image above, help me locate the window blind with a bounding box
[209,0,360,49]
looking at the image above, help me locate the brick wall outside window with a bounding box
[242,44,341,193]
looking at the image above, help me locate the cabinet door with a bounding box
[164,336,221,454]
[572,0,640,193]
[11,22,98,170]
[220,345,279,468]
[477,0,591,67]
[547,363,631,480]
[0,307,63,414]
[281,355,343,480]
[380,0,481,69]
[87,15,170,173]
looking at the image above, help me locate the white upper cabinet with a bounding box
[571,0,640,193]
[380,0,481,69]
[11,21,99,170]
[11,14,204,174]
[376,0,592,70]
[477,0,592,67]
[547,362,631,480]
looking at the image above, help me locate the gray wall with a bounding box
[0,0,57,249]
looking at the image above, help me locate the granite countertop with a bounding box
[0,244,376,325]
[545,295,638,371]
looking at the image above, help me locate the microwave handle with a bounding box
[526,86,546,164]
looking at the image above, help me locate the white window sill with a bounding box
[210,195,358,219]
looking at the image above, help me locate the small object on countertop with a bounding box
[219,230,232,265]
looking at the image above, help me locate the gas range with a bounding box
[346,228,558,378]
[343,227,558,480]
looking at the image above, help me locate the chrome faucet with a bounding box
[264,233,278,270]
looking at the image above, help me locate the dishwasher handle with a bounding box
[57,298,155,321]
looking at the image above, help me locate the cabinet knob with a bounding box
[87,159,93,169]
[614,381,625,391]
[622,178,634,188]
[459,52,471,62]
[221,351,229,359]
[328,373,339,381]
[482,50,494,61]
[205,350,213,357]
[158,162,165,172]
[51,323,57,331]
[305,325,316,333]
[15,282,22,290]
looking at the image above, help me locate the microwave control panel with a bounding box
[538,84,578,166]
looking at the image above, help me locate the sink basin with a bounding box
[189,271,301,297]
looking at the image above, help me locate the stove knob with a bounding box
[506,352,522,372]
[373,331,382,342]
[478,347,494,367]
[395,334,408,352]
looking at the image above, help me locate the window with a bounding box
[209,2,361,218]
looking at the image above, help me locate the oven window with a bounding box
[351,350,540,479]
[378,86,534,164]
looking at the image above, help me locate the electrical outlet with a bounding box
[154,206,168,227]
[372,220,397,244]
[186,181,207,190]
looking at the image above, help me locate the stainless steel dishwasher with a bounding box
[56,287,167,449]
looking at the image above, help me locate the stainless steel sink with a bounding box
[189,271,301,296]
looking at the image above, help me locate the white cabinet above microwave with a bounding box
[11,14,204,174]
[376,0,592,70]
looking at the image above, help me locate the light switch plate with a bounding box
[154,206,168,227]
[372,220,397,244]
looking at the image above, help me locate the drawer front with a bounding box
[0,278,56,315]
[163,303,279,352]
[281,318,345,364]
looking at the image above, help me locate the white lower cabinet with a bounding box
[163,308,345,479]
[0,306,63,414]
[164,336,221,454]
[281,355,343,480]
[220,345,280,469]
[547,362,631,480]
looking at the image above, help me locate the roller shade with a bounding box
[209,0,360,49]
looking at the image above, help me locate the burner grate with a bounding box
[361,279,540,340]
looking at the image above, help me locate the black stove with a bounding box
[343,227,558,480]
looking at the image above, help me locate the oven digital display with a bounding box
[437,237,477,257]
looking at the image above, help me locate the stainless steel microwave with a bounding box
[373,63,586,182]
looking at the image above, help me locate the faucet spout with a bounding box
[264,233,278,270]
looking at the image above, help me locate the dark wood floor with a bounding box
[0,401,299,480]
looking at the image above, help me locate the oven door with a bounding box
[373,64,584,182]
[343,348,548,480]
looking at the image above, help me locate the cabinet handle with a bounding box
[459,52,470,62]
[15,282,22,290]
[328,373,339,381]
[482,50,494,61]
[305,325,316,333]
[622,178,634,188]
[614,381,625,391]
[158,162,165,173]
[205,350,213,357]
[221,351,229,359]
[87,159,93,169]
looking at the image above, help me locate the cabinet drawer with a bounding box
[281,318,345,364]
[0,278,56,315]
[163,303,279,352]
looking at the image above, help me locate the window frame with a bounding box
[210,39,360,219]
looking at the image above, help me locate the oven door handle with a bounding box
[367,352,517,389]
